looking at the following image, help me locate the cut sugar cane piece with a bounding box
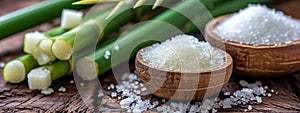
[27,67,51,90]
[24,31,47,53]
[61,9,83,29]
[27,60,70,90]
[32,49,56,65]
[35,6,115,63]
[3,26,71,83]
[75,57,98,80]
[3,61,25,83]
[34,38,56,65]
[3,55,38,83]
[52,38,74,60]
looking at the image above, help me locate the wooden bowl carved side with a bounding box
[205,15,300,77]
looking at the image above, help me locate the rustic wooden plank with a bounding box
[291,73,300,97]
[0,67,95,112]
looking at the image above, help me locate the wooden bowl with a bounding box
[205,15,300,77]
[135,47,233,101]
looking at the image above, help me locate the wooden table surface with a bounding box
[0,0,300,112]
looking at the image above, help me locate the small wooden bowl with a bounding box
[135,47,233,101]
[205,15,300,77]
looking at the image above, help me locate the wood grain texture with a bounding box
[0,0,300,112]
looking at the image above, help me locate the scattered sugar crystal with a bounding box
[69,80,74,84]
[104,50,111,59]
[248,105,253,110]
[108,84,115,90]
[267,93,272,97]
[0,62,5,68]
[41,88,54,95]
[271,89,274,93]
[58,87,66,92]
[256,96,262,103]
[120,97,134,108]
[111,92,117,98]
[214,4,300,46]
[264,86,268,89]
[275,92,279,95]
[80,83,84,86]
[141,34,225,72]
[141,87,147,92]
[224,92,231,96]
[110,72,274,112]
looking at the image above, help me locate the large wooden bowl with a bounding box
[135,47,233,101]
[205,15,300,77]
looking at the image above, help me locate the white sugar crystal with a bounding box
[120,97,134,108]
[271,89,274,93]
[108,84,115,90]
[113,73,274,112]
[214,4,300,46]
[141,87,147,92]
[0,62,5,68]
[80,83,84,86]
[111,92,117,98]
[256,96,262,103]
[248,105,253,110]
[224,92,231,96]
[41,88,54,95]
[264,86,268,89]
[267,93,272,97]
[58,87,66,92]
[104,50,111,59]
[69,80,74,84]
[105,50,111,56]
[141,34,225,72]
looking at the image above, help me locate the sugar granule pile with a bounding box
[107,73,159,112]
[141,34,225,72]
[214,4,300,46]
[103,72,276,113]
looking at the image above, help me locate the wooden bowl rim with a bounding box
[136,46,233,75]
[206,14,300,49]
